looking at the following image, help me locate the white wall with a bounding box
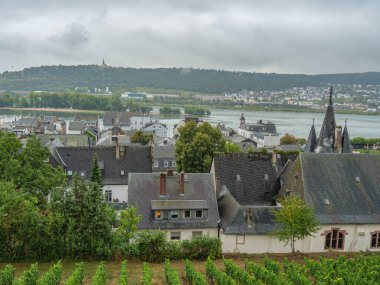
[263,135,280,147]
[130,116,151,130]
[103,184,128,203]
[165,228,218,241]
[221,224,380,254]
[144,122,167,137]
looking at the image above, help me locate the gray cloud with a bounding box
[0,0,379,73]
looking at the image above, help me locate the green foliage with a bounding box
[224,259,258,285]
[115,206,142,257]
[224,141,243,153]
[296,138,307,146]
[0,265,15,285]
[184,260,208,285]
[205,257,236,285]
[135,230,167,262]
[164,241,182,260]
[130,131,153,145]
[37,261,62,285]
[64,263,84,285]
[245,259,291,285]
[119,261,128,285]
[269,196,320,252]
[181,237,222,260]
[176,121,225,172]
[351,137,380,146]
[184,106,211,116]
[141,263,152,285]
[282,258,311,285]
[164,259,181,285]
[91,262,106,285]
[14,263,39,285]
[159,106,181,114]
[90,154,103,186]
[280,133,297,145]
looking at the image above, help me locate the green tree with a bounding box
[280,133,297,145]
[296,137,307,146]
[269,196,320,253]
[175,121,225,172]
[90,154,103,186]
[116,206,142,255]
[130,131,153,145]
[224,141,243,153]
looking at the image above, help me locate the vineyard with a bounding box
[0,254,379,285]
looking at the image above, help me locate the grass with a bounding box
[1,252,379,285]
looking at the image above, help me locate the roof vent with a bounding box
[324,199,330,206]
[355,176,360,182]
[120,170,125,176]
[235,174,241,182]
[264,174,269,181]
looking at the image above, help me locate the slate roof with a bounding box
[212,153,281,206]
[15,117,39,128]
[37,134,89,147]
[69,121,85,131]
[128,172,219,230]
[294,153,380,224]
[218,187,279,234]
[317,87,336,151]
[54,145,152,185]
[342,125,352,153]
[103,111,148,127]
[74,114,98,122]
[152,145,175,159]
[305,123,317,153]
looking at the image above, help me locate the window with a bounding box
[192,231,202,239]
[105,190,112,202]
[164,161,169,167]
[195,210,203,218]
[371,232,380,248]
[171,161,176,167]
[324,228,346,250]
[153,161,159,168]
[155,210,163,220]
[184,210,191,219]
[80,171,85,177]
[170,210,179,219]
[170,232,181,240]
[236,234,245,244]
[67,170,73,176]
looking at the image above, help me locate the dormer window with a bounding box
[195,210,203,218]
[80,171,85,177]
[120,170,125,176]
[184,210,191,219]
[155,210,163,220]
[67,170,73,176]
[170,210,179,219]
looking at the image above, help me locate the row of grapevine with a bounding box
[141,263,152,285]
[13,263,39,285]
[120,261,128,285]
[205,257,236,285]
[0,265,15,285]
[245,260,292,285]
[164,259,181,285]
[64,262,84,285]
[282,258,311,285]
[91,262,106,285]
[37,261,62,285]
[184,260,208,285]
[224,259,261,285]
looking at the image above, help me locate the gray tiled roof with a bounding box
[152,145,175,159]
[69,121,85,131]
[55,145,152,185]
[213,153,281,206]
[218,187,279,234]
[128,172,219,230]
[37,134,89,147]
[297,153,380,224]
[305,124,317,153]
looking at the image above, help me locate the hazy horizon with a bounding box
[1,0,380,74]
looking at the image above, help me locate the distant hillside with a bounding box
[0,65,379,94]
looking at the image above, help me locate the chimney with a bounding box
[335,126,342,153]
[179,172,185,195]
[271,151,277,165]
[160,173,167,196]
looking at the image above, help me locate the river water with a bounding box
[0,107,379,138]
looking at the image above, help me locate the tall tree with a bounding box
[175,121,225,172]
[269,196,320,252]
[116,206,142,256]
[280,133,297,145]
[90,154,103,186]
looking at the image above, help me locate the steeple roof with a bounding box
[341,121,352,153]
[305,120,317,153]
[317,86,336,150]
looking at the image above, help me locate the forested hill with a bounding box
[0,65,379,93]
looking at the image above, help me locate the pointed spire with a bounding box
[305,119,317,153]
[342,119,352,153]
[317,86,336,151]
[329,86,333,106]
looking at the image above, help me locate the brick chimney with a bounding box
[179,172,185,195]
[115,136,120,159]
[160,173,167,196]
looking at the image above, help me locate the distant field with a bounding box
[1,253,379,285]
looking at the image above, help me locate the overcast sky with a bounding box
[0,0,379,74]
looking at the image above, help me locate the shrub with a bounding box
[0,265,15,285]
[14,263,39,285]
[164,241,183,260]
[135,230,166,262]
[182,237,222,260]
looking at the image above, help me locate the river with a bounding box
[0,107,379,138]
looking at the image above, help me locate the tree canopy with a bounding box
[130,131,153,145]
[280,133,297,145]
[175,121,225,172]
[269,196,320,252]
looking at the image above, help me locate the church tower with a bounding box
[317,86,336,152]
